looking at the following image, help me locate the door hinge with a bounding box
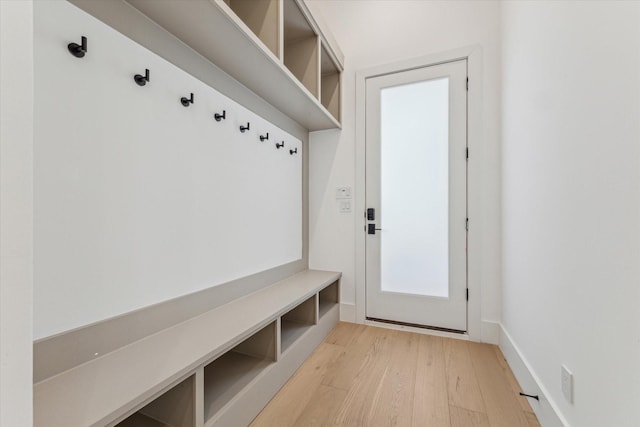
[466,77,469,91]
[466,147,469,160]
[466,218,469,231]
[466,288,469,301]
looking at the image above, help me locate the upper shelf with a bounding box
[127,0,343,131]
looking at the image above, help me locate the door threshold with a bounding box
[366,317,466,335]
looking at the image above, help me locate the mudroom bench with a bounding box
[34,269,341,427]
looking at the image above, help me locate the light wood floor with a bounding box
[251,322,540,427]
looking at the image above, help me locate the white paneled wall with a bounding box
[34,1,302,339]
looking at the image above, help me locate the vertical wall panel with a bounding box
[34,1,303,339]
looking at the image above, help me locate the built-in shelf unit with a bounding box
[127,0,343,131]
[34,270,341,427]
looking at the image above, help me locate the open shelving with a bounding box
[223,0,280,58]
[320,45,341,122]
[34,270,341,427]
[280,294,317,353]
[203,321,277,423]
[283,0,319,98]
[126,0,343,130]
[319,280,339,319]
[116,375,195,427]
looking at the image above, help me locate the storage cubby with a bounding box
[203,321,277,423]
[283,0,319,97]
[318,280,339,319]
[223,0,280,57]
[280,295,317,353]
[35,269,341,427]
[116,375,195,427]
[127,0,342,129]
[320,44,341,121]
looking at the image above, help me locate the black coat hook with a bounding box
[214,110,226,122]
[290,148,298,155]
[240,122,250,133]
[68,36,87,58]
[259,132,269,142]
[519,392,539,401]
[181,93,194,107]
[134,69,150,86]
[276,141,285,149]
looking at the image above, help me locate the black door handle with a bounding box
[368,224,383,234]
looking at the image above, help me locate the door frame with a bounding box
[355,45,483,341]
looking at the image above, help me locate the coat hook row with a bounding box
[181,93,194,107]
[134,69,150,86]
[68,36,87,58]
[214,110,226,121]
[290,148,297,155]
[63,44,291,147]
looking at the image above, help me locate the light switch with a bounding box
[339,200,352,213]
[336,186,352,199]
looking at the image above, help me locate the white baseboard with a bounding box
[499,324,568,427]
[480,320,500,344]
[339,302,356,322]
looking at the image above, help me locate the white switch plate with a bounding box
[561,365,573,403]
[339,200,352,213]
[336,186,352,199]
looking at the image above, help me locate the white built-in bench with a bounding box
[34,269,341,427]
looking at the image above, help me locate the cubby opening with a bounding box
[203,321,277,423]
[319,281,339,319]
[283,0,319,97]
[116,375,195,427]
[223,0,280,57]
[280,295,316,353]
[320,45,341,121]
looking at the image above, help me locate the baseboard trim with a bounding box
[499,324,569,427]
[480,320,500,344]
[339,302,356,322]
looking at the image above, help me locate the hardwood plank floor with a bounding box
[250,323,540,427]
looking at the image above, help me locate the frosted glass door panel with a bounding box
[380,78,449,297]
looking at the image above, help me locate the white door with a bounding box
[365,59,467,331]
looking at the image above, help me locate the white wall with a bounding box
[34,1,302,339]
[0,0,34,425]
[307,1,502,332]
[501,2,640,426]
